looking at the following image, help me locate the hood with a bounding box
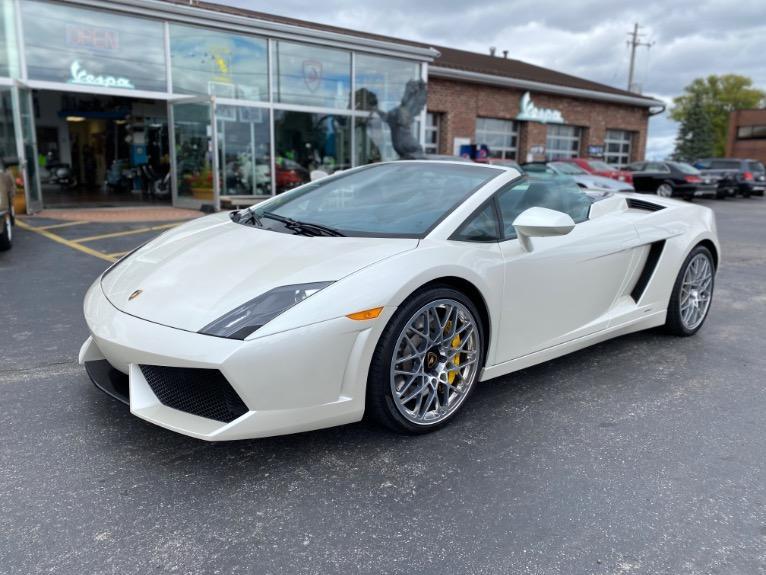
[101,213,418,332]
[574,174,632,191]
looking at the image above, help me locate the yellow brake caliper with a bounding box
[445,321,461,384]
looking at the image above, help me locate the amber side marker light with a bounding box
[346,307,384,321]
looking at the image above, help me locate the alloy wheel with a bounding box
[657,184,673,198]
[680,253,713,331]
[390,299,480,426]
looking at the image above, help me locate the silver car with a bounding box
[523,161,635,192]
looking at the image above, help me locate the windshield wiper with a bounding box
[261,211,345,237]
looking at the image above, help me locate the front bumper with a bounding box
[81,281,390,440]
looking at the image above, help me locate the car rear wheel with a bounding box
[664,245,715,336]
[0,212,12,251]
[657,183,673,198]
[366,286,484,433]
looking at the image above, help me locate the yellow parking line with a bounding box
[36,220,92,231]
[15,219,117,263]
[71,222,178,243]
[105,250,129,259]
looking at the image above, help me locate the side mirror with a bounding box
[512,207,575,252]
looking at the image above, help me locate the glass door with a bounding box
[11,87,42,213]
[170,97,217,209]
[215,103,272,198]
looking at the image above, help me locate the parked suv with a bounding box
[625,161,717,200]
[694,158,766,198]
[0,158,16,251]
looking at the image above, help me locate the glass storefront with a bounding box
[273,41,351,109]
[173,101,214,202]
[170,24,268,101]
[0,0,426,210]
[355,54,422,164]
[273,111,351,193]
[22,0,166,92]
[217,104,271,196]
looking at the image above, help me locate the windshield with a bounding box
[550,162,587,175]
[250,162,503,238]
[587,160,614,171]
[669,162,701,175]
[747,161,765,173]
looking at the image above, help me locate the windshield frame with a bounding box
[244,161,505,240]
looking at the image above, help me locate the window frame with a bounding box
[449,175,592,244]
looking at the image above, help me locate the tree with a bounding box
[672,92,714,162]
[670,74,765,157]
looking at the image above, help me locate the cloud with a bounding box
[223,0,766,158]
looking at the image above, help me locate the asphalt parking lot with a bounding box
[1,198,765,575]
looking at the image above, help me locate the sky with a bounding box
[223,0,766,159]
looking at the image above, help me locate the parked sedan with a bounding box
[559,158,633,185]
[522,161,634,192]
[625,161,717,200]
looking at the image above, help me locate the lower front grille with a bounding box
[139,365,249,423]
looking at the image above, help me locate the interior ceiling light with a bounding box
[66,116,86,122]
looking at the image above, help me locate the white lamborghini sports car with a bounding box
[80,161,719,440]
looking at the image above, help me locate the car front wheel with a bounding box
[664,245,715,336]
[657,183,673,198]
[366,286,484,433]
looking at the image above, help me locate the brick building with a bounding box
[726,109,766,164]
[425,47,662,166]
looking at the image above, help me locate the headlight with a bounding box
[199,282,333,340]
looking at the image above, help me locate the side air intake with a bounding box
[631,240,666,302]
[626,198,665,212]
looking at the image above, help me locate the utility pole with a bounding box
[627,23,652,93]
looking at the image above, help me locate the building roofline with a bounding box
[63,0,440,61]
[429,66,664,109]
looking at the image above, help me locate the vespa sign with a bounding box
[516,92,564,124]
[68,61,135,90]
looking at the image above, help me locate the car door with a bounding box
[493,177,639,364]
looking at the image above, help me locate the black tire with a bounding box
[0,212,12,251]
[366,285,485,434]
[664,245,715,336]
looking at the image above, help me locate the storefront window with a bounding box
[174,102,213,201]
[0,0,20,78]
[170,25,267,101]
[273,111,350,193]
[355,55,423,164]
[22,0,166,92]
[355,55,420,112]
[273,41,350,109]
[545,125,582,160]
[476,117,518,159]
[217,104,271,196]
